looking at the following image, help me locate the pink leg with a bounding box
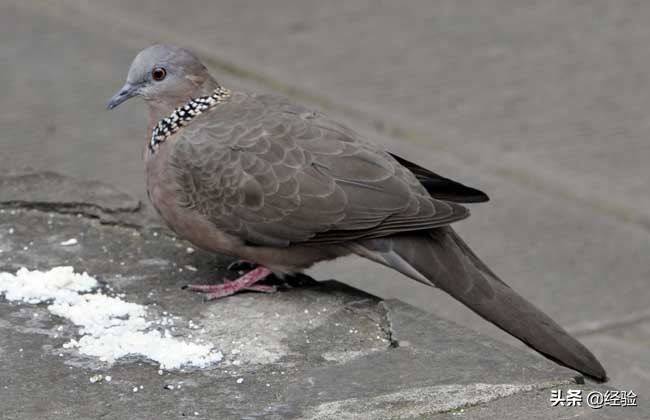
[184,267,275,300]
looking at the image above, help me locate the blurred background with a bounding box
[1,1,648,394]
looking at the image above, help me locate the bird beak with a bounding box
[107,83,139,109]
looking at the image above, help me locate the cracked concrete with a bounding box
[0,171,152,228]
[378,301,400,349]
[2,172,642,419]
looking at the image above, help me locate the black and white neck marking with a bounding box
[149,86,231,153]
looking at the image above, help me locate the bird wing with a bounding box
[388,153,489,203]
[168,92,471,247]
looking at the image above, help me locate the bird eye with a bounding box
[152,67,167,81]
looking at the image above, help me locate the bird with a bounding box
[108,44,606,381]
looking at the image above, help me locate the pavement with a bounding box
[1,0,649,413]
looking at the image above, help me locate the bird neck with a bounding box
[146,83,231,155]
[146,76,221,133]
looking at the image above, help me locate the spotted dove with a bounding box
[108,45,606,380]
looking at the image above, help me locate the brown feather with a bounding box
[169,92,469,247]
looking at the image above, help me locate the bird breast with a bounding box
[144,140,244,257]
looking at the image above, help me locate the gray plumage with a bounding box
[170,92,469,246]
[108,45,606,380]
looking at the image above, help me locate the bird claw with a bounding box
[244,284,277,294]
[183,266,274,301]
[203,283,277,301]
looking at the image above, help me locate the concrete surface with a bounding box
[1,0,649,401]
[4,171,643,419]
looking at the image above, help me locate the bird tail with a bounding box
[355,227,607,381]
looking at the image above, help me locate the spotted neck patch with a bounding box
[149,86,231,153]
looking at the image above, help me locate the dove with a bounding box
[108,45,606,380]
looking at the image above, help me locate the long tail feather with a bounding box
[356,227,606,380]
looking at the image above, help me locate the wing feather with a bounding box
[169,92,470,247]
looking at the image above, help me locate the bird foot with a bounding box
[183,266,275,300]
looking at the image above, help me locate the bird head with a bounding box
[107,45,217,113]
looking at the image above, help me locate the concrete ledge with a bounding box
[0,170,146,227]
[0,172,646,419]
